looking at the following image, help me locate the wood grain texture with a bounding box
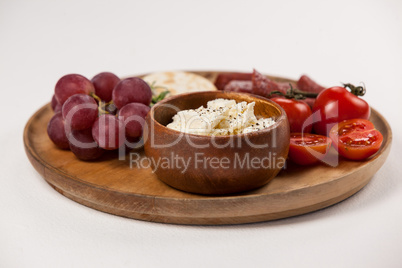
[23,72,393,225]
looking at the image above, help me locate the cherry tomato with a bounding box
[312,86,370,136]
[329,119,383,160]
[288,133,332,165]
[272,97,313,133]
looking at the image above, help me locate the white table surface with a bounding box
[1,0,401,267]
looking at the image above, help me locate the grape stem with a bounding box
[98,105,109,115]
[90,92,111,115]
[90,92,102,103]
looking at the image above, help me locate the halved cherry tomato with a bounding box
[289,133,332,165]
[329,119,383,160]
[272,97,313,133]
[313,86,370,136]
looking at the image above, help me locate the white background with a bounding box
[1,0,402,267]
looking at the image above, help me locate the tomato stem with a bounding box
[269,84,319,99]
[293,89,319,98]
[90,92,112,116]
[343,83,366,96]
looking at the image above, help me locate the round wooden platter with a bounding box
[24,72,392,225]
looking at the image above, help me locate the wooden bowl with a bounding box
[144,91,290,195]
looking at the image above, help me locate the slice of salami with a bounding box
[214,72,252,91]
[252,69,281,97]
[297,75,325,93]
[223,80,253,93]
[276,81,297,94]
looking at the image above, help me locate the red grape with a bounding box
[55,74,95,105]
[118,103,150,138]
[91,72,120,102]
[55,105,62,113]
[125,136,141,149]
[62,94,98,130]
[47,112,70,149]
[68,129,105,161]
[51,94,59,111]
[112,77,152,109]
[51,94,62,112]
[92,114,125,150]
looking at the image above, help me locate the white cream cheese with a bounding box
[166,98,275,136]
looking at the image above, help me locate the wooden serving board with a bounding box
[24,72,392,225]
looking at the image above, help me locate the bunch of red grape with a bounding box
[47,72,152,161]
